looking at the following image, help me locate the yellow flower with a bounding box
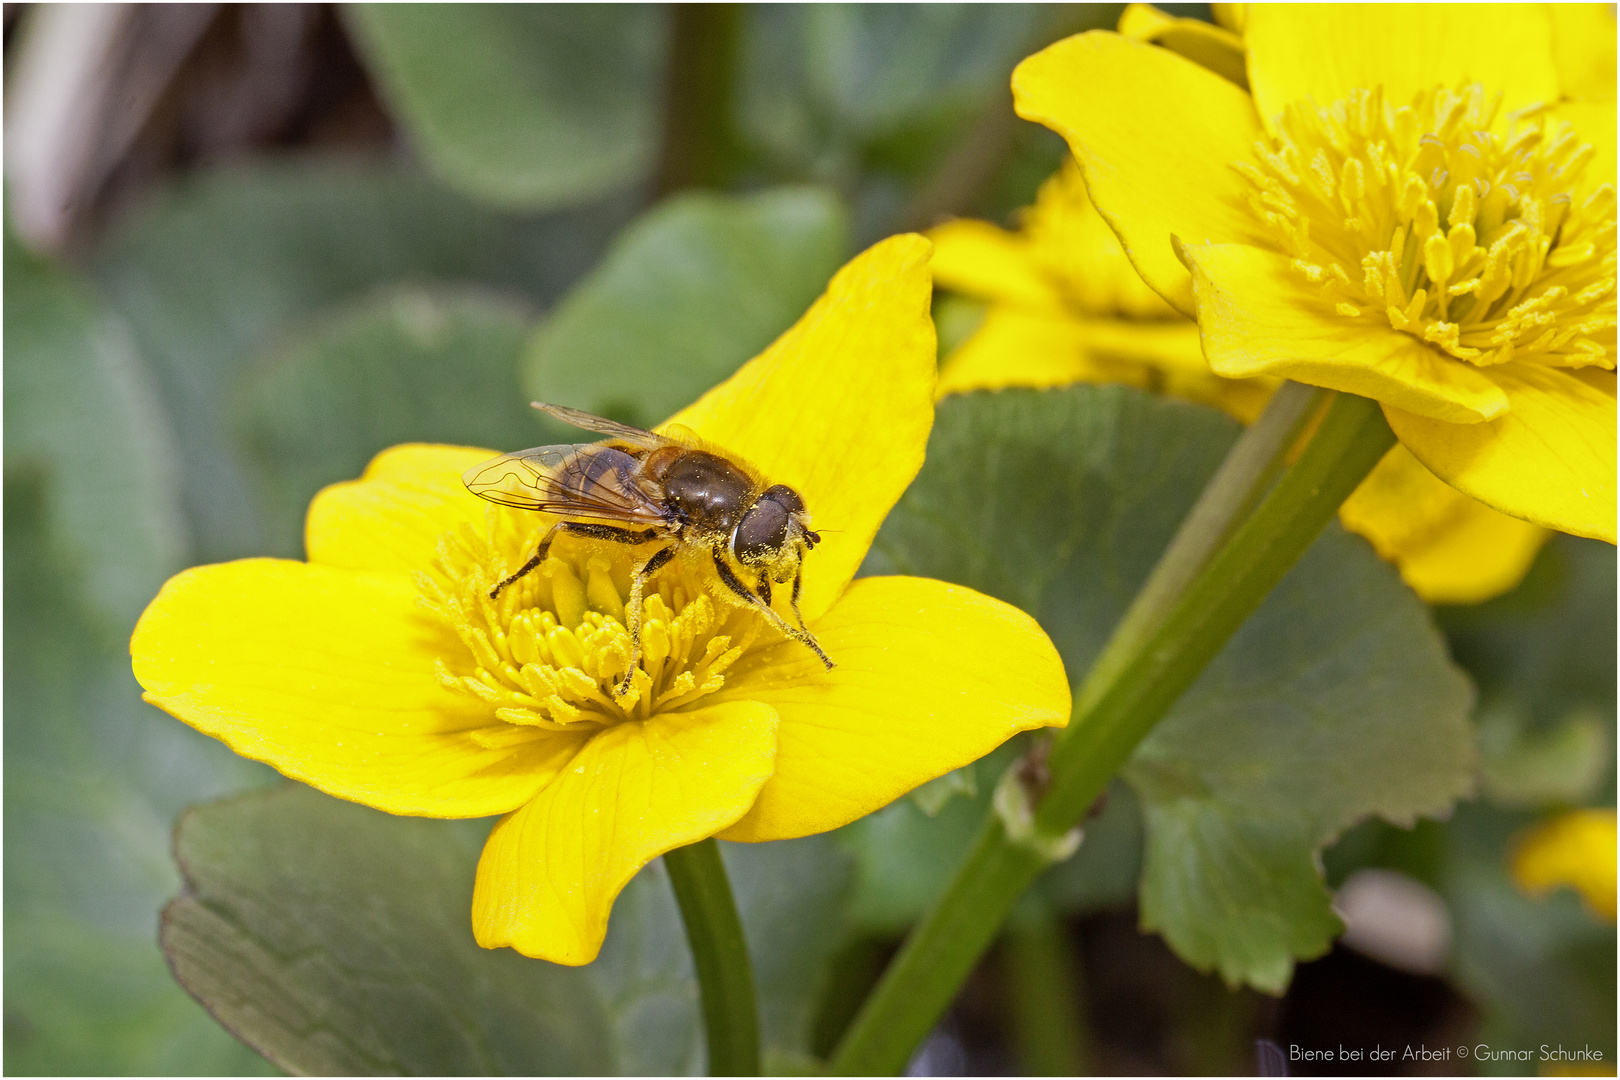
[930,162,1272,422]
[1014,5,1617,544]
[130,235,1071,966]
[931,160,1550,604]
[1549,4,1616,104]
[1511,808,1618,923]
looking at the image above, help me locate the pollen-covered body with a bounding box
[462,403,832,693]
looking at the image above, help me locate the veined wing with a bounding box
[530,402,672,451]
[461,443,670,524]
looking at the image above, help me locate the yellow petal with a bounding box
[133,558,578,816]
[928,219,1064,310]
[1209,3,1247,35]
[1512,809,1618,923]
[1550,4,1617,102]
[1116,2,1248,88]
[1246,6,1560,132]
[1385,365,1617,543]
[1013,31,1263,316]
[1184,241,1511,423]
[714,576,1070,843]
[938,306,1269,422]
[938,306,1152,398]
[1551,100,1617,202]
[663,234,936,625]
[1339,444,1550,605]
[470,699,777,964]
[306,443,494,572]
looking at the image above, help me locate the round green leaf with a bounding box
[864,386,1476,992]
[524,187,848,431]
[346,5,666,210]
[92,159,629,563]
[235,286,542,557]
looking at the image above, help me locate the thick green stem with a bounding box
[1072,380,1326,718]
[829,391,1395,1075]
[664,839,760,1076]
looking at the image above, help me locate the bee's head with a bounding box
[733,484,814,578]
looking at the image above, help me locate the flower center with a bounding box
[418,509,763,739]
[1236,84,1616,368]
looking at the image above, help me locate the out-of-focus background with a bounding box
[5,4,1615,1075]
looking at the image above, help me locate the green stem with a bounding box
[1072,380,1326,718]
[664,839,760,1076]
[829,391,1395,1075]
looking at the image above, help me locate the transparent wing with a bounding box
[461,443,670,524]
[530,402,672,451]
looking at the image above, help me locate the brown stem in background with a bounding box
[655,3,742,196]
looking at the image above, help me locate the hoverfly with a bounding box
[462,402,833,695]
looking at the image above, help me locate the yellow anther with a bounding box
[544,559,587,629]
[584,556,624,623]
[547,625,585,670]
[1238,83,1612,369]
[1423,233,1454,285]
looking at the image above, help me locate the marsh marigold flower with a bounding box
[1014,5,1617,544]
[1511,808,1618,923]
[930,159,1551,603]
[131,235,1071,965]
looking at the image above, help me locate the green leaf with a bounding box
[161,784,852,1074]
[5,475,272,1075]
[523,187,848,431]
[722,837,855,1067]
[836,735,1141,935]
[92,158,631,563]
[4,230,185,626]
[1441,804,1616,1067]
[235,286,544,557]
[863,386,1476,992]
[1442,534,1616,732]
[164,786,614,1076]
[736,6,1045,176]
[346,5,666,211]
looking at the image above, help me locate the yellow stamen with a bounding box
[1236,84,1617,370]
[421,512,779,730]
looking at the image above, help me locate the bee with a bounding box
[462,402,833,695]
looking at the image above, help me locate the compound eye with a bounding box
[761,484,804,514]
[734,499,789,560]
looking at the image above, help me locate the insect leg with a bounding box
[712,552,834,670]
[490,522,660,599]
[617,545,676,696]
[788,562,810,635]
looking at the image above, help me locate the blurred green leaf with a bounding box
[235,286,543,557]
[5,475,271,1075]
[6,229,272,1072]
[723,836,855,1069]
[346,5,666,211]
[864,386,1476,992]
[161,784,852,1074]
[163,786,615,1076]
[4,230,185,627]
[92,158,631,563]
[1478,705,1609,808]
[1441,804,1616,1070]
[523,187,848,431]
[837,745,1142,935]
[1441,535,1617,731]
[736,5,1045,179]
